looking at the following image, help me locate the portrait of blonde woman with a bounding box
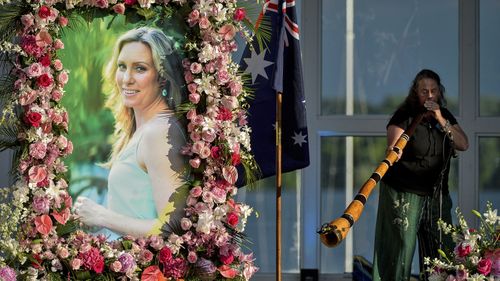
[73,26,188,239]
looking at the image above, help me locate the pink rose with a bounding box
[57,247,69,259]
[29,142,47,159]
[51,89,63,101]
[32,196,50,214]
[189,93,200,104]
[184,71,194,83]
[187,83,198,94]
[189,158,201,169]
[190,186,203,197]
[57,71,69,85]
[53,59,63,71]
[228,81,242,96]
[233,7,246,21]
[180,218,192,230]
[199,17,211,29]
[70,258,82,270]
[58,16,68,27]
[21,13,35,28]
[139,249,154,264]
[110,260,122,272]
[477,258,492,276]
[113,3,125,14]
[221,95,238,109]
[190,62,202,74]
[53,39,64,50]
[26,62,43,77]
[187,251,197,263]
[199,146,211,159]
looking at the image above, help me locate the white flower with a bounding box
[196,212,214,234]
[483,208,498,225]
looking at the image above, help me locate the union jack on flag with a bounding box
[236,0,310,185]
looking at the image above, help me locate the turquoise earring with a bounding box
[162,89,168,97]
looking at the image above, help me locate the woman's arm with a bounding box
[386,124,405,160]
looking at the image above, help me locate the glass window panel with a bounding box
[480,0,500,116]
[321,0,458,115]
[319,136,460,274]
[236,173,301,273]
[478,137,500,208]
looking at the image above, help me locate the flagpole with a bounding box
[276,91,283,281]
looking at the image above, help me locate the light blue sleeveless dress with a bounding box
[104,114,186,240]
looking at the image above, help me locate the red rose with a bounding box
[25,111,42,127]
[211,146,221,159]
[159,247,172,264]
[226,212,239,227]
[124,0,137,5]
[455,242,471,257]
[37,73,53,88]
[477,258,492,276]
[38,6,51,19]
[233,8,246,21]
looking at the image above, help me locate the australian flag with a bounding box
[237,0,310,185]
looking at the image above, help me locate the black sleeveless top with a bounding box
[382,108,457,196]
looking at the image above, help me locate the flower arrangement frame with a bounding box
[0,0,259,280]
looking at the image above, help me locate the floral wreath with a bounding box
[0,0,261,280]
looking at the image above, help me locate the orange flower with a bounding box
[34,214,53,235]
[141,266,166,281]
[52,208,70,225]
[218,265,238,278]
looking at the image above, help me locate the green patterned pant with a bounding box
[372,182,453,281]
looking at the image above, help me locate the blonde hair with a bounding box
[104,27,185,166]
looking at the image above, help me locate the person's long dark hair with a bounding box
[399,69,447,116]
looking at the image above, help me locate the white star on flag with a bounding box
[244,48,274,84]
[292,131,307,147]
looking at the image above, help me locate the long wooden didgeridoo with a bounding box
[318,112,425,248]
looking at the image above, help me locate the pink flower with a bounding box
[51,89,63,101]
[78,247,105,274]
[190,186,203,197]
[110,260,122,272]
[189,93,201,104]
[57,71,69,85]
[477,258,492,276]
[217,69,231,85]
[57,247,69,259]
[218,264,238,278]
[35,30,52,47]
[0,266,17,281]
[228,81,242,96]
[190,62,202,74]
[118,252,136,273]
[39,54,51,67]
[70,258,82,270]
[34,214,53,235]
[223,165,238,185]
[158,247,172,264]
[180,217,192,230]
[199,17,211,29]
[21,13,34,28]
[26,62,43,77]
[217,107,233,121]
[185,251,197,263]
[124,0,137,5]
[54,39,64,50]
[32,196,50,214]
[53,59,63,71]
[226,212,239,227]
[52,208,70,225]
[218,24,236,41]
[28,165,48,184]
[29,141,47,159]
[113,3,125,14]
[58,16,68,27]
[141,265,166,281]
[139,249,154,264]
[231,153,241,165]
[211,146,221,159]
[187,83,198,94]
[233,7,246,21]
